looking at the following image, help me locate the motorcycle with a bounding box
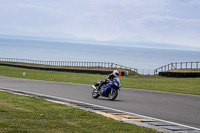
[92,78,121,100]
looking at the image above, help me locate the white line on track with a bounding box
[1,87,200,132]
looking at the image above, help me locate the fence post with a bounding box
[154,69,157,75]
[168,64,169,71]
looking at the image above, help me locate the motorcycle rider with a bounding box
[92,70,119,91]
[107,70,119,81]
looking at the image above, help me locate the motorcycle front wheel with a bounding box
[108,89,118,100]
[92,89,100,98]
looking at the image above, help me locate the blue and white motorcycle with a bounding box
[92,78,121,100]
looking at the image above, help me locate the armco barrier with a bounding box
[0,63,128,76]
[155,61,200,75]
[159,72,200,78]
[0,57,137,73]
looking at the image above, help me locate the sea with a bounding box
[0,37,200,74]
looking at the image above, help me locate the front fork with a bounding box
[111,88,120,94]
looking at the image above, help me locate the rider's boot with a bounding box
[92,84,99,93]
[92,85,96,90]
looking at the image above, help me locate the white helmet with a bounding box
[113,70,119,77]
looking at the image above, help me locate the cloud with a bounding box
[0,0,200,47]
[129,15,200,30]
[125,14,200,45]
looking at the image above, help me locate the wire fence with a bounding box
[0,57,138,73]
[154,61,200,75]
[4,58,197,75]
[137,69,155,75]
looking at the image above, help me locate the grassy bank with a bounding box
[168,69,200,72]
[0,61,131,71]
[0,65,200,95]
[0,91,157,133]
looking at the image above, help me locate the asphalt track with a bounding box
[0,76,200,129]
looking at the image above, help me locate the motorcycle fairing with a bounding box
[102,84,111,97]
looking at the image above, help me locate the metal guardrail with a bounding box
[5,58,198,75]
[154,61,200,75]
[136,69,155,75]
[0,57,137,73]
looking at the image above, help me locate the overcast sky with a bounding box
[0,0,200,47]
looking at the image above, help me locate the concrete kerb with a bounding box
[1,87,200,133]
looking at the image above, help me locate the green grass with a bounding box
[121,75,200,95]
[0,91,157,133]
[0,65,200,95]
[0,61,131,71]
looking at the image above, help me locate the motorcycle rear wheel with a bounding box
[108,89,118,100]
[92,89,100,98]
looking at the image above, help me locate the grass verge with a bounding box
[0,65,200,95]
[0,91,157,133]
